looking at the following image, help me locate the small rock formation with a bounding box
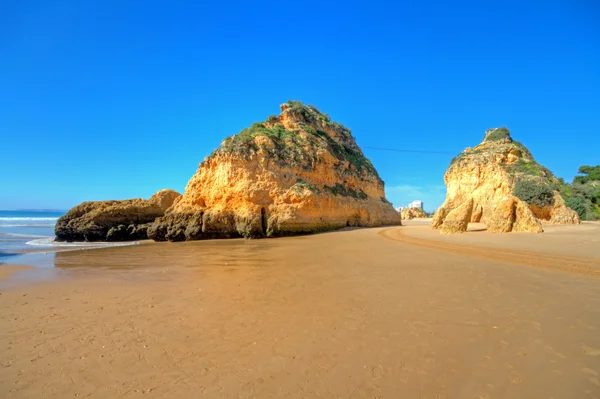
[440,198,473,234]
[149,101,400,241]
[433,127,579,234]
[55,189,181,242]
[150,189,182,211]
[400,207,428,220]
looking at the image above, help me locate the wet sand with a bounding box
[0,265,33,282]
[1,225,600,398]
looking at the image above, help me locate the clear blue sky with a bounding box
[1,1,598,212]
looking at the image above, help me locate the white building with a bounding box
[408,200,423,209]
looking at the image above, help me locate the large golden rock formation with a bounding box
[149,101,400,241]
[433,128,579,234]
[55,189,181,242]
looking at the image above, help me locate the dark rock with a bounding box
[55,190,181,242]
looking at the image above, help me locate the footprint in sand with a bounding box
[510,376,522,384]
[582,346,600,356]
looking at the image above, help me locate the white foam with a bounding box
[0,217,59,228]
[0,232,50,239]
[26,237,140,248]
[0,217,59,221]
[0,224,56,228]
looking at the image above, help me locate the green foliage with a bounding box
[559,164,600,220]
[514,180,555,207]
[312,129,378,175]
[286,101,332,124]
[324,183,368,200]
[209,100,380,180]
[211,121,316,168]
[484,127,511,142]
[565,196,589,220]
[449,148,485,166]
[292,178,319,194]
[506,159,553,177]
[574,165,600,184]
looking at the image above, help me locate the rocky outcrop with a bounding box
[149,101,400,241]
[55,189,181,242]
[400,207,427,220]
[433,127,579,233]
[440,198,473,234]
[486,196,543,233]
[149,189,182,211]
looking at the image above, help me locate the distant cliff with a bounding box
[400,207,427,220]
[149,101,400,241]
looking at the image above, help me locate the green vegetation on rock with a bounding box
[505,158,553,178]
[208,100,379,179]
[324,183,368,200]
[292,178,319,194]
[483,127,511,142]
[514,180,555,207]
[574,165,600,184]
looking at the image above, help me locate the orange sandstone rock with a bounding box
[400,207,427,220]
[433,127,578,234]
[149,101,400,241]
[440,198,473,234]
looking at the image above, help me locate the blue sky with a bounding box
[1,1,598,212]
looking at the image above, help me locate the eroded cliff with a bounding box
[433,127,579,233]
[149,101,400,241]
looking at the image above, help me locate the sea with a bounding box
[0,210,138,264]
[0,209,62,257]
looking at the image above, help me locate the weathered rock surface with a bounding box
[487,196,543,233]
[400,207,427,220]
[55,189,181,242]
[433,127,578,233]
[149,101,400,241]
[149,189,182,211]
[440,198,473,234]
[513,198,544,233]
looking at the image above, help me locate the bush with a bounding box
[324,183,368,200]
[484,127,511,142]
[566,196,588,220]
[574,165,600,184]
[514,180,555,207]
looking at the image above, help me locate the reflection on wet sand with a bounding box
[53,238,284,270]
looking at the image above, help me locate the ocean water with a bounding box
[0,210,138,264]
[0,210,62,259]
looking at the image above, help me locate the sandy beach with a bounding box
[1,223,600,398]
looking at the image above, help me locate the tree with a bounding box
[574,165,600,184]
[560,165,600,220]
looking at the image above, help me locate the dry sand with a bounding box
[1,223,600,398]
